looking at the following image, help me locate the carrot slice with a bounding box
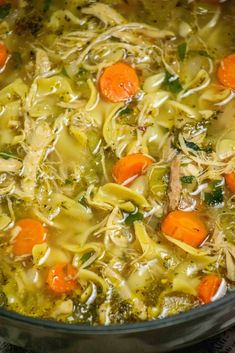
[224,172,235,193]
[0,43,8,68]
[112,153,154,185]
[12,219,47,256]
[198,275,221,304]
[217,54,235,90]
[161,210,208,248]
[47,263,77,294]
[99,62,140,103]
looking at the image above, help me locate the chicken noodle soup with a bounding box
[0,0,235,324]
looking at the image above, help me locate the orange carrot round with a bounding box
[198,275,221,304]
[161,210,208,248]
[224,172,235,193]
[99,62,140,103]
[12,219,47,256]
[0,43,8,68]
[112,153,154,185]
[217,54,235,90]
[47,263,78,294]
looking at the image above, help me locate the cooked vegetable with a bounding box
[161,211,208,248]
[204,180,224,207]
[99,62,140,103]
[43,0,52,12]
[0,43,8,68]
[163,72,182,94]
[12,219,47,256]
[217,54,235,90]
[112,154,154,185]
[181,176,195,184]
[178,42,187,61]
[198,275,221,304]
[47,263,77,294]
[125,211,144,226]
[0,3,11,19]
[224,173,235,193]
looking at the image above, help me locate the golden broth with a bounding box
[0,0,234,324]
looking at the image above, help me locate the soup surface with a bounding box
[0,0,235,325]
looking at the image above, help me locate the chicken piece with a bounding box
[168,156,182,210]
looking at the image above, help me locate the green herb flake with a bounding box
[0,152,13,160]
[178,42,187,61]
[0,3,11,19]
[79,196,88,207]
[185,141,201,151]
[81,251,95,264]
[203,144,213,153]
[198,50,212,59]
[11,52,22,68]
[43,0,52,12]
[181,176,194,184]
[77,67,88,77]
[61,67,69,77]
[163,71,183,94]
[204,181,224,207]
[125,212,144,226]
[119,107,133,116]
[65,179,73,185]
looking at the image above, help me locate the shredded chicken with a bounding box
[82,3,125,26]
[21,122,53,200]
[168,155,182,210]
[0,158,22,174]
[35,49,51,77]
[51,300,73,318]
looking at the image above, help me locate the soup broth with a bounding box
[0,0,235,324]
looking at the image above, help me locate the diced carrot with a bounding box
[0,43,8,68]
[161,210,208,248]
[217,54,235,90]
[47,263,78,294]
[198,275,221,304]
[99,62,140,103]
[112,153,154,185]
[224,172,235,193]
[12,219,47,256]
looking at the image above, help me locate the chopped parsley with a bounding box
[11,52,22,69]
[204,181,224,207]
[185,141,201,151]
[125,212,144,226]
[79,196,88,207]
[77,67,88,77]
[0,3,11,19]
[178,42,187,61]
[61,67,69,77]
[181,176,195,184]
[81,251,95,264]
[198,50,212,59]
[65,179,73,185]
[163,71,183,94]
[119,107,133,116]
[0,152,14,160]
[43,0,52,12]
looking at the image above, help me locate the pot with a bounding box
[0,291,234,353]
